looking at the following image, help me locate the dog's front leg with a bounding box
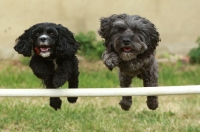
[30,55,62,110]
[67,57,79,103]
[67,74,79,104]
[53,59,71,88]
[102,50,119,71]
[53,58,79,105]
[44,76,62,111]
[118,72,133,111]
[140,61,159,110]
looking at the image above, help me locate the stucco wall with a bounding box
[0,0,199,59]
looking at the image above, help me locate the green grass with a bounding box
[0,60,200,131]
[1,61,200,88]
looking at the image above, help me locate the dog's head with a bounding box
[14,23,79,58]
[98,14,160,61]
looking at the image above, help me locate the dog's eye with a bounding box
[36,33,40,36]
[118,28,125,32]
[49,33,54,36]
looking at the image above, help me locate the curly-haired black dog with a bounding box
[98,14,160,111]
[14,23,80,110]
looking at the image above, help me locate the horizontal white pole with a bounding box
[0,85,200,97]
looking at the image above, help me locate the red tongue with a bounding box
[123,47,131,52]
[40,47,50,52]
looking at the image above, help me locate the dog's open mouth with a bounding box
[122,47,132,52]
[34,46,50,53]
[40,46,50,52]
[34,46,51,57]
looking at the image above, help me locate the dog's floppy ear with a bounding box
[56,24,79,57]
[148,23,160,51]
[98,15,114,49]
[14,26,34,57]
[140,17,160,53]
[98,14,127,49]
[98,16,112,40]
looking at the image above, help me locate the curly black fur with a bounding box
[14,23,80,110]
[98,14,160,111]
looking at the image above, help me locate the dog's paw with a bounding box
[67,97,78,103]
[53,78,66,88]
[53,82,61,88]
[49,97,62,110]
[104,57,118,71]
[102,51,119,70]
[146,96,158,110]
[119,98,132,111]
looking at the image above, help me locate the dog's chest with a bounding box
[118,58,152,76]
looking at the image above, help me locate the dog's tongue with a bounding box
[123,47,131,52]
[40,47,50,52]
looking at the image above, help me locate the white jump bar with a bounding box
[0,85,200,97]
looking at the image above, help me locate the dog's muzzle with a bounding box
[34,35,51,58]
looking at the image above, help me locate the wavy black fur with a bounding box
[14,23,80,110]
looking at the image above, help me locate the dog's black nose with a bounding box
[122,38,131,45]
[40,37,47,42]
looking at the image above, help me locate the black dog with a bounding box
[98,14,160,111]
[14,23,80,110]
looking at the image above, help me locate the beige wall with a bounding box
[0,0,199,59]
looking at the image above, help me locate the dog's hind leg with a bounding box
[118,72,133,111]
[44,75,62,111]
[140,61,159,110]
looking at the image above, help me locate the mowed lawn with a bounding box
[0,59,200,132]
